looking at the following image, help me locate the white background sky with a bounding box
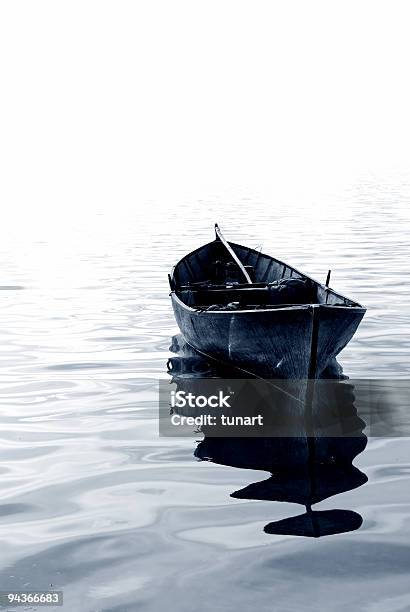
[1,0,410,224]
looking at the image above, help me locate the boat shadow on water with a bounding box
[167,334,368,538]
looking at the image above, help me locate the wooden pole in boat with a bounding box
[214,223,252,284]
[303,304,320,519]
[325,269,331,305]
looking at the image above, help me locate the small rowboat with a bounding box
[169,225,365,379]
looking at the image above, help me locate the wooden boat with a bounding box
[169,225,366,379]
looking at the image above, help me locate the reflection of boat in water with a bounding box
[169,225,366,378]
[167,334,368,538]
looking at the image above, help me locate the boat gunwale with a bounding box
[171,239,366,311]
[171,292,366,315]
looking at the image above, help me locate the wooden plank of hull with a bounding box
[171,295,365,379]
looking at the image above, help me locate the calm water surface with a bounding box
[1,178,410,611]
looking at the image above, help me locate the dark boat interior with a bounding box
[171,240,359,310]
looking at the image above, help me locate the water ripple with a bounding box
[0,183,410,610]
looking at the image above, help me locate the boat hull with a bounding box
[171,294,365,379]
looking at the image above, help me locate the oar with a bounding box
[214,223,252,284]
